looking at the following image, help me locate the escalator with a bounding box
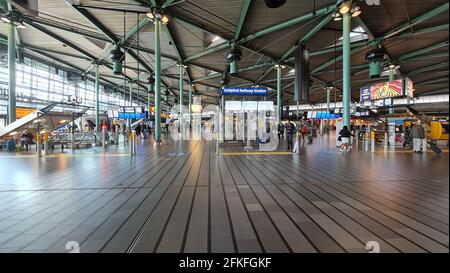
[406,105,432,130]
[0,103,88,142]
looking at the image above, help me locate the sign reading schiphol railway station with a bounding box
[221,86,269,96]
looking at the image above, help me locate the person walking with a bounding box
[300,123,308,143]
[403,124,412,149]
[285,120,295,150]
[411,121,426,153]
[338,125,354,152]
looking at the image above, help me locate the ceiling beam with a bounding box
[22,46,140,103]
[163,23,197,98]
[391,40,449,63]
[382,2,449,40]
[165,3,336,66]
[67,1,119,43]
[311,2,449,74]
[234,0,251,41]
[66,4,178,102]
[398,24,449,39]
[256,13,333,84]
[23,19,98,60]
[354,17,375,41]
[22,18,164,104]
[416,77,449,87]
[162,0,179,9]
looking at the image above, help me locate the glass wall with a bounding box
[0,57,141,119]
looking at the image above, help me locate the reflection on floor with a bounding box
[0,134,448,253]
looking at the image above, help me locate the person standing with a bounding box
[278,122,285,141]
[285,120,295,150]
[411,121,426,153]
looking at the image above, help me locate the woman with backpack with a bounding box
[338,126,354,152]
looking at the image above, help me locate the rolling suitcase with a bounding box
[308,135,313,144]
[7,139,16,152]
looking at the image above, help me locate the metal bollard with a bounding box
[130,130,136,156]
[36,132,42,157]
[371,129,375,153]
[44,131,49,156]
[364,128,369,152]
[355,130,359,149]
[384,132,388,150]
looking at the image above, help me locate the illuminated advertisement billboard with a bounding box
[360,78,409,101]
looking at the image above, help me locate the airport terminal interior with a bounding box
[0,0,448,253]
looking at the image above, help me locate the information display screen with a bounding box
[306,111,339,119]
[242,101,258,111]
[257,101,274,111]
[225,101,242,111]
[118,112,146,119]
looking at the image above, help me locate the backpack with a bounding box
[301,126,308,134]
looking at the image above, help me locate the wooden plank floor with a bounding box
[0,136,448,253]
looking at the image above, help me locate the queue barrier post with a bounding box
[36,132,42,157]
[371,129,375,153]
[130,130,136,156]
[44,131,49,156]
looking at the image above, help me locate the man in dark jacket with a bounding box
[285,120,295,150]
[278,122,285,141]
[411,121,425,153]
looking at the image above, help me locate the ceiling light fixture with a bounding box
[332,11,342,21]
[161,15,170,25]
[339,1,351,14]
[351,5,361,17]
[146,11,154,20]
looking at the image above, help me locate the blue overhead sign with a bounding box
[222,87,268,96]
[360,86,371,101]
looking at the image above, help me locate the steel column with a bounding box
[154,17,162,143]
[179,64,184,140]
[342,12,351,128]
[276,65,282,123]
[326,88,331,112]
[148,82,153,115]
[95,64,100,131]
[388,66,395,114]
[188,83,192,129]
[234,0,252,41]
[7,23,16,124]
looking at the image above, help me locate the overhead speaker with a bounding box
[294,44,310,102]
[264,0,287,8]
